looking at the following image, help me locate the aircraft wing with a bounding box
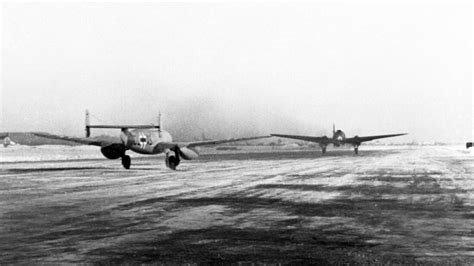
[344,133,407,144]
[154,135,270,150]
[32,132,122,147]
[271,134,333,144]
[185,135,270,148]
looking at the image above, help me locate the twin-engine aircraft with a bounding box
[272,124,406,154]
[34,110,268,170]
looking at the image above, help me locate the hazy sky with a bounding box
[1,2,472,142]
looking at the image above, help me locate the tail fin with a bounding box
[333,123,336,135]
[157,112,163,137]
[158,112,162,132]
[85,109,91,137]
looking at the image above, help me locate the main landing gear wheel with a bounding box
[165,149,181,170]
[320,144,327,154]
[354,146,359,155]
[121,155,131,169]
[167,156,179,170]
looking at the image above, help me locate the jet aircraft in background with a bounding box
[34,110,269,170]
[271,124,407,154]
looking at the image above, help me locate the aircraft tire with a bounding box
[122,155,131,169]
[167,156,178,170]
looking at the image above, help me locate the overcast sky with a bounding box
[1,2,472,142]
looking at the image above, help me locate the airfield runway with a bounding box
[0,146,473,264]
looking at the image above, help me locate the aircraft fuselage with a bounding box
[332,129,346,147]
[121,128,173,155]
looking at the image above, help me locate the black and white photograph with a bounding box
[1,1,472,264]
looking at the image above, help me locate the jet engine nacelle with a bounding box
[178,147,200,160]
[100,144,127,159]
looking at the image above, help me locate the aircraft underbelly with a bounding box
[130,146,155,155]
[127,130,172,155]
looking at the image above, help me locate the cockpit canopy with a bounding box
[333,129,346,142]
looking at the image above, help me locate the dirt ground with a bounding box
[0,146,472,264]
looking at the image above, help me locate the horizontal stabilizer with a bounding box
[84,110,160,137]
[85,125,160,137]
[87,125,160,129]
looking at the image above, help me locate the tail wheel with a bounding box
[121,155,131,169]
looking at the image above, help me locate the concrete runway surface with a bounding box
[0,146,473,264]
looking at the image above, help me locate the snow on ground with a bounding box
[0,145,472,264]
[0,145,101,162]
